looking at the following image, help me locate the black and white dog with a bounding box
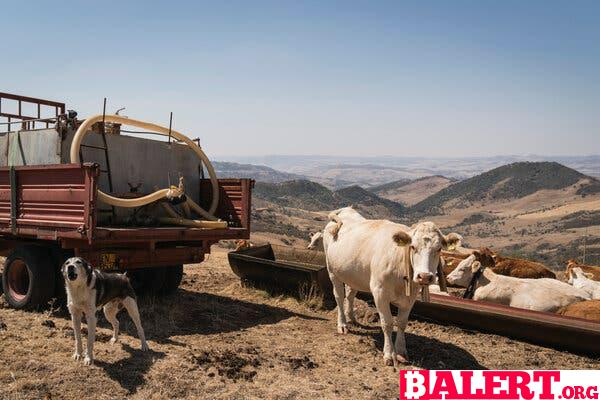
[62,257,149,365]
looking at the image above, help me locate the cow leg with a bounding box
[394,307,411,363]
[345,286,358,324]
[372,289,395,366]
[329,274,348,334]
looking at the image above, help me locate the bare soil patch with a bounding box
[0,249,598,399]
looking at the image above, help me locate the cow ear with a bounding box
[327,222,342,238]
[443,232,462,250]
[471,261,482,273]
[392,231,412,246]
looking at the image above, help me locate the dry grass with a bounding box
[0,249,598,399]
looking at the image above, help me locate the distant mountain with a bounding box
[253,179,406,219]
[253,180,338,211]
[411,162,600,214]
[371,175,455,206]
[334,185,406,219]
[213,161,303,183]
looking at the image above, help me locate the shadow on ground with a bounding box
[95,343,166,394]
[355,328,486,370]
[124,289,325,345]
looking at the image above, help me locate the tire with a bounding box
[143,268,166,296]
[128,268,166,297]
[2,246,55,310]
[161,265,183,295]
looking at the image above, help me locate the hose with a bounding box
[157,217,227,229]
[70,114,220,218]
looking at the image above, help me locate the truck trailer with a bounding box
[0,92,253,309]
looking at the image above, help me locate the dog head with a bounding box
[62,257,93,286]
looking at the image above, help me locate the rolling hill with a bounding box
[371,175,454,206]
[253,180,406,219]
[411,162,600,214]
[213,161,303,183]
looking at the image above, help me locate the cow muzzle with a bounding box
[416,272,434,285]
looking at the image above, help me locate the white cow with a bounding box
[568,267,600,300]
[324,209,460,365]
[447,255,590,312]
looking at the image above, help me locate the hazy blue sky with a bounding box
[1,1,598,158]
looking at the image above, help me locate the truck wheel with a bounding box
[143,268,166,296]
[2,246,55,309]
[161,265,183,295]
[128,268,165,297]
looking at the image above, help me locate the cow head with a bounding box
[394,222,462,285]
[307,231,323,250]
[446,254,479,287]
[567,267,593,284]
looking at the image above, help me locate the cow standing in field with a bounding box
[447,254,590,312]
[323,208,460,365]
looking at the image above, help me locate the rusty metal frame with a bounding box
[0,92,65,132]
[0,164,253,269]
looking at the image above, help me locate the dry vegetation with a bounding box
[1,249,598,400]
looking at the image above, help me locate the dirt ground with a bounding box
[0,249,598,400]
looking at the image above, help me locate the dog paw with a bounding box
[109,337,118,345]
[72,352,82,361]
[83,356,93,366]
[141,342,149,351]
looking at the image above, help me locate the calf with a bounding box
[447,255,589,312]
[566,260,600,281]
[442,251,555,279]
[567,267,600,299]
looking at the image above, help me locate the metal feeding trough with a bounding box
[228,244,334,307]
[228,244,600,356]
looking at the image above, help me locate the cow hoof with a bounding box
[384,356,394,367]
[396,354,409,364]
[337,325,348,334]
[345,315,357,325]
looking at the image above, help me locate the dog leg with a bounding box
[123,296,149,351]
[103,301,120,345]
[84,308,96,366]
[69,306,83,361]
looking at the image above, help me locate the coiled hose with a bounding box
[70,114,224,227]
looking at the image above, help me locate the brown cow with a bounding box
[558,300,600,322]
[566,260,600,282]
[442,249,556,279]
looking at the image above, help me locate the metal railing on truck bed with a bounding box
[0,92,65,132]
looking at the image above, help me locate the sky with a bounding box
[1,0,599,158]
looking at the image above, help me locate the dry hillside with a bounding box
[371,176,454,206]
[1,250,597,400]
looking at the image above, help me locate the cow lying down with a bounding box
[447,253,590,312]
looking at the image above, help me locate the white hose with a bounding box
[70,114,220,217]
